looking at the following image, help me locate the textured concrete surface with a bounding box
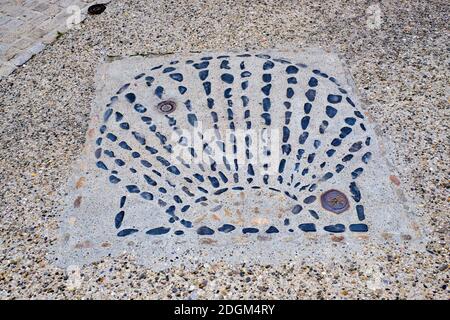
[0,0,448,299]
[0,0,98,77]
[58,50,421,270]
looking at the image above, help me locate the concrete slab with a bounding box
[56,49,421,270]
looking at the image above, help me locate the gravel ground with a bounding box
[0,0,448,299]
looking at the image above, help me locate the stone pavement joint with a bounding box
[0,0,104,78]
[57,50,422,271]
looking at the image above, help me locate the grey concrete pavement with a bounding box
[0,0,98,77]
[0,0,448,299]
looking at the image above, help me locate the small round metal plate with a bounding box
[320,189,349,214]
[156,100,176,114]
[88,4,106,15]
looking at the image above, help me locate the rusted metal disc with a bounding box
[320,189,349,214]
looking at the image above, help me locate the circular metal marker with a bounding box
[320,189,349,214]
[88,4,106,15]
[156,100,176,114]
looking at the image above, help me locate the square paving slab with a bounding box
[56,49,422,270]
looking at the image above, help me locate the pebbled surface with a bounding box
[0,0,448,299]
[58,50,418,270]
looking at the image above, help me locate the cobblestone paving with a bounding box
[0,0,448,299]
[0,0,98,77]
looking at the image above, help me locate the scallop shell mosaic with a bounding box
[57,50,420,269]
